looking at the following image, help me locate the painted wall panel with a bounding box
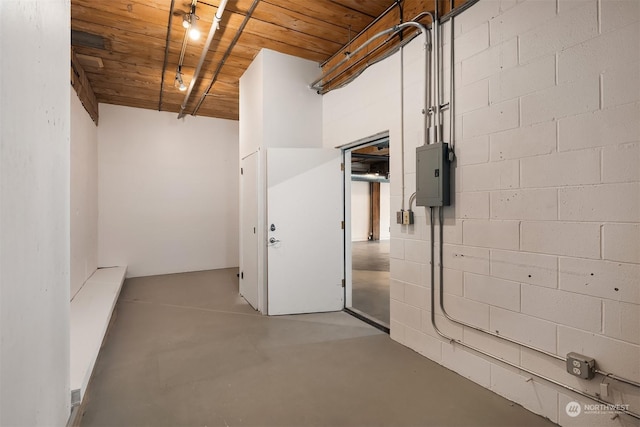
[98,105,239,277]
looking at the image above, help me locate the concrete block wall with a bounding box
[323,0,639,425]
[407,0,640,424]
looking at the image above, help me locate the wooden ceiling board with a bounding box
[71,0,471,120]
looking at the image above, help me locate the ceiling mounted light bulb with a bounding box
[176,67,187,91]
[182,13,190,29]
[188,16,200,41]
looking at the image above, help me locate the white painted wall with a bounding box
[351,181,371,241]
[239,49,325,314]
[0,0,71,424]
[98,104,239,278]
[323,1,640,425]
[71,87,98,299]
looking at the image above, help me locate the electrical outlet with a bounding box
[402,210,414,225]
[566,352,595,379]
[396,211,404,224]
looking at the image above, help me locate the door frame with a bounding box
[339,131,390,312]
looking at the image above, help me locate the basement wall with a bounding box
[322,0,640,425]
[71,87,99,299]
[0,0,71,424]
[98,105,239,278]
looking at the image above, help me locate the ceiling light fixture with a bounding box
[188,16,200,40]
[185,5,200,41]
[175,66,187,91]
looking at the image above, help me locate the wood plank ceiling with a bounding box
[71,0,469,121]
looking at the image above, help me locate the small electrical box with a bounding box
[416,142,451,207]
[566,352,596,379]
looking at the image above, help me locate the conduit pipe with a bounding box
[191,0,260,116]
[158,0,176,111]
[429,209,640,420]
[321,1,402,68]
[177,0,229,119]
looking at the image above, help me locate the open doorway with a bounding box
[344,134,390,330]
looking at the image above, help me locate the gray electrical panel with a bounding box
[416,142,450,207]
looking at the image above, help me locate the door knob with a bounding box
[269,237,280,244]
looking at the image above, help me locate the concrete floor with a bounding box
[352,240,390,325]
[79,268,556,427]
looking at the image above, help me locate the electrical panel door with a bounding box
[416,142,450,207]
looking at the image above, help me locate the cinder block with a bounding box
[559,257,640,304]
[603,61,640,108]
[603,300,640,345]
[463,328,520,364]
[390,299,421,330]
[453,135,489,166]
[521,149,600,188]
[464,272,520,311]
[490,306,558,353]
[455,191,490,219]
[442,293,490,329]
[455,79,490,115]
[491,249,558,288]
[454,22,490,62]
[422,311,464,342]
[463,98,519,138]
[443,244,490,275]
[558,326,640,382]
[490,365,559,423]
[519,0,598,64]
[405,283,428,309]
[521,284,602,332]
[521,76,600,127]
[390,319,405,344]
[462,160,519,191]
[489,0,556,44]
[461,38,518,85]
[456,0,500,36]
[390,279,405,302]
[491,189,558,221]
[489,121,556,161]
[521,221,600,259]
[462,219,520,250]
[558,22,639,84]
[421,214,463,245]
[437,267,464,297]
[404,239,429,264]
[559,102,640,151]
[390,258,422,286]
[441,342,492,388]
[489,54,556,103]
[559,183,640,222]
[601,0,640,34]
[390,238,405,260]
[404,325,442,363]
[603,223,640,264]
[602,143,640,184]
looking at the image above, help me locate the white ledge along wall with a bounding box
[322,0,640,425]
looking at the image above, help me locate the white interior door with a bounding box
[267,148,344,315]
[240,151,259,310]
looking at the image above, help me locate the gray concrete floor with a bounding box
[79,268,556,427]
[352,240,390,325]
